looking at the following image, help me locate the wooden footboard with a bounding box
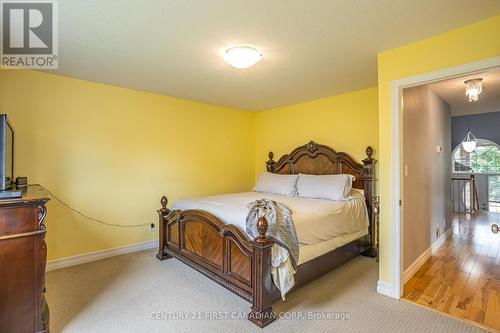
[156,196,277,327]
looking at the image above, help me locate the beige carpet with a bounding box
[46,250,486,333]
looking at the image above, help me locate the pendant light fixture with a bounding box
[462,118,478,153]
[461,130,478,153]
[464,78,483,102]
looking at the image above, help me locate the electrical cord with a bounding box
[28,184,152,228]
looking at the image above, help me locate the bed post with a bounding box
[362,146,377,258]
[266,152,276,172]
[156,196,172,261]
[249,217,276,328]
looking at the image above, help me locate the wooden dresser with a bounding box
[0,187,50,333]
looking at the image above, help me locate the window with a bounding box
[490,175,500,212]
[452,139,500,174]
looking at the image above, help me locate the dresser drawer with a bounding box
[0,206,38,236]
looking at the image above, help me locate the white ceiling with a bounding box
[49,0,500,111]
[431,69,500,116]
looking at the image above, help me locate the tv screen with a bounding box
[0,114,14,190]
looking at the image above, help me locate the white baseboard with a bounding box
[377,281,394,298]
[46,239,157,272]
[431,227,452,253]
[403,227,452,283]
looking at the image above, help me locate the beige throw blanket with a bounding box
[246,199,299,299]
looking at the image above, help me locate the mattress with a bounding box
[298,228,368,265]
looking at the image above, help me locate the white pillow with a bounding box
[297,173,355,201]
[253,172,298,196]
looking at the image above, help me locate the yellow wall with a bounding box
[377,15,500,284]
[254,87,379,176]
[0,70,255,260]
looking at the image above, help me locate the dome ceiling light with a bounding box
[223,46,262,69]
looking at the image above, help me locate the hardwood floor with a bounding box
[403,212,500,332]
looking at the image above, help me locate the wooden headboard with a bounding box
[266,141,375,221]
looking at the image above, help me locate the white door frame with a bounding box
[389,56,500,299]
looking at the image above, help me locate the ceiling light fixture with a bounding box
[464,78,483,102]
[461,130,478,153]
[223,46,262,69]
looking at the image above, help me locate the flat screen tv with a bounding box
[0,114,14,191]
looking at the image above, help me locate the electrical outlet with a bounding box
[149,223,155,233]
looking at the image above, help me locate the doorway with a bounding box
[388,56,500,331]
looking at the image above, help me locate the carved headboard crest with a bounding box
[306,141,318,153]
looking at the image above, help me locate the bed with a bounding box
[156,141,377,327]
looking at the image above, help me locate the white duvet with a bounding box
[172,190,369,299]
[173,190,369,247]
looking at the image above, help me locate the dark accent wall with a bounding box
[451,111,500,149]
